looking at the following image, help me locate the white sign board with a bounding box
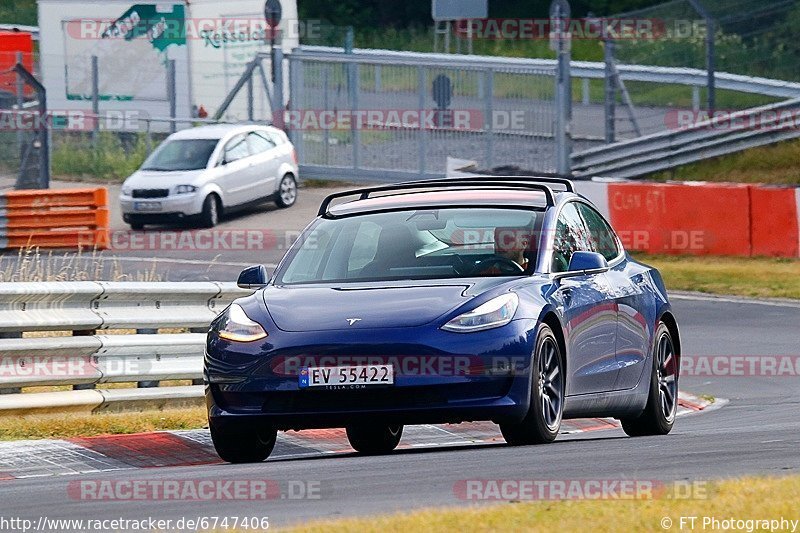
[432,0,488,21]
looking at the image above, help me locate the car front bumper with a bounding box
[204,320,538,430]
[120,193,203,221]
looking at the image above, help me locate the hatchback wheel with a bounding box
[500,323,564,445]
[209,419,277,463]
[621,322,678,437]
[346,424,403,454]
[275,174,297,208]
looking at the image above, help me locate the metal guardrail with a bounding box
[296,46,800,99]
[0,282,252,415]
[571,97,800,179]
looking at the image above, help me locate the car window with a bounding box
[247,131,277,154]
[267,130,286,146]
[277,208,541,284]
[576,202,621,262]
[223,134,250,163]
[551,202,592,273]
[140,139,218,171]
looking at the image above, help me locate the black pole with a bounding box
[13,63,49,189]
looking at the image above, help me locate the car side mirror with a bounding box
[567,251,609,273]
[237,265,270,289]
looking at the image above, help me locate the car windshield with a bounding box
[140,139,219,171]
[275,208,542,285]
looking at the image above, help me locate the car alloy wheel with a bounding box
[538,335,564,431]
[500,323,564,445]
[620,321,678,437]
[276,175,297,208]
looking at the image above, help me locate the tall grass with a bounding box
[0,247,162,282]
[51,132,149,181]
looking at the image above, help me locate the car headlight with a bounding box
[121,186,132,196]
[174,184,198,195]
[441,293,519,333]
[214,304,268,342]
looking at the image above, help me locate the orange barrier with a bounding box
[607,182,800,258]
[749,186,799,258]
[0,188,109,250]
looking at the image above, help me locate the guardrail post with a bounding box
[136,328,160,388]
[72,329,97,390]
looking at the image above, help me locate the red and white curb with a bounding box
[0,392,720,480]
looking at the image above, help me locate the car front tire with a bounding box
[500,323,564,445]
[346,424,403,454]
[620,321,678,437]
[198,194,220,228]
[209,419,277,463]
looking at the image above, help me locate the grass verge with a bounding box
[0,407,207,441]
[281,475,800,533]
[635,254,800,300]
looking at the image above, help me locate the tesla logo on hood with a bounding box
[346,318,362,326]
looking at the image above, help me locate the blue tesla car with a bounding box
[205,177,680,463]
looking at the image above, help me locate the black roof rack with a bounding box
[317,176,575,216]
[402,175,575,193]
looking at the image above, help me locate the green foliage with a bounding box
[299,0,668,29]
[0,0,37,25]
[51,132,149,181]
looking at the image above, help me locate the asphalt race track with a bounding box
[1,296,798,528]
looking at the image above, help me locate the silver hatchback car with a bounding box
[120,124,299,229]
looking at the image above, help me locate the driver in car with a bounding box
[478,227,534,275]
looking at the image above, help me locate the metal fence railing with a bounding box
[287,46,560,180]
[0,282,251,416]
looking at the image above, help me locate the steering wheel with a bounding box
[471,256,525,276]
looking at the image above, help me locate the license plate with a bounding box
[299,365,394,389]
[134,201,162,211]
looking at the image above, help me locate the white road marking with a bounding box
[670,292,800,309]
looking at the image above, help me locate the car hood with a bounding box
[262,278,515,332]
[124,169,206,189]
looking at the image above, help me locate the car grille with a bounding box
[132,189,169,198]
